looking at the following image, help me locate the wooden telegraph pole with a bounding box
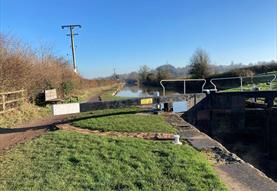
[61,25,81,73]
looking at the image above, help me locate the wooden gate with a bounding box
[0,90,25,114]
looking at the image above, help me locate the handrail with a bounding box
[160,79,207,96]
[254,74,276,90]
[210,74,276,92]
[159,74,276,96]
[0,89,24,95]
[210,76,243,91]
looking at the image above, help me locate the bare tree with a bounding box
[189,48,211,78]
[157,68,172,81]
[138,65,150,84]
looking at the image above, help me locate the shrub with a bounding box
[0,34,114,101]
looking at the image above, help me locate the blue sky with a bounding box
[1,0,276,78]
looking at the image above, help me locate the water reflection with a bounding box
[117,85,187,112]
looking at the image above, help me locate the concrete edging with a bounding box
[164,113,277,191]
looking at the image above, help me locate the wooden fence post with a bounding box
[2,94,5,112]
[21,90,24,102]
[0,90,26,114]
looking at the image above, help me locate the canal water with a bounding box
[116,85,187,112]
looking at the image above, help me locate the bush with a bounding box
[62,81,74,96]
[0,34,114,101]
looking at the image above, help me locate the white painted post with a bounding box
[173,135,182,145]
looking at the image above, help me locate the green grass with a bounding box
[66,84,117,103]
[72,108,176,133]
[0,131,226,191]
[221,71,277,92]
[101,89,130,101]
[217,71,277,105]
[224,82,276,92]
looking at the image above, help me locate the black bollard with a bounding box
[164,102,173,112]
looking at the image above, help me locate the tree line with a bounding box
[130,48,276,86]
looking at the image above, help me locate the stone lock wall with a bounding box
[184,92,277,161]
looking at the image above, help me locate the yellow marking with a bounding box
[140,98,153,105]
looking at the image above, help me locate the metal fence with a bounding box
[0,90,25,114]
[160,79,216,96]
[210,74,276,92]
[159,74,277,95]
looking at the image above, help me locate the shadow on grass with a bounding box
[0,109,151,134]
[58,110,151,125]
[0,125,53,134]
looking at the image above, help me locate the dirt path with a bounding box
[0,115,69,153]
[87,92,102,102]
[56,123,173,140]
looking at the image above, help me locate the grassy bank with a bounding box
[0,102,51,128]
[72,108,176,133]
[70,84,119,102]
[222,71,277,92]
[0,84,119,128]
[0,131,226,191]
[100,85,130,101]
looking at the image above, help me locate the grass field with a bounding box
[0,131,226,191]
[72,108,176,133]
[224,82,277,92]
[219,71,277,92]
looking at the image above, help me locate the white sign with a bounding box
[45,89,57,101]
[52,103,80,115]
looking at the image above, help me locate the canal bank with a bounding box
[87,85,277,183]
[115,86,277,183]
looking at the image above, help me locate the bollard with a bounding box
[164,102,173,112]
[154,91,161,111]
[153,91,160,97]
[173,135,182,145]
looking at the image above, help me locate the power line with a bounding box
[61,25,81,73]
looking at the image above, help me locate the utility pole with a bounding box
[61,25,81,73]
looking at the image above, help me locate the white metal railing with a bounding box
[160,79,211,96]
[210,76,241,92]
[159,74,276,96]
[210,74,276,92]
